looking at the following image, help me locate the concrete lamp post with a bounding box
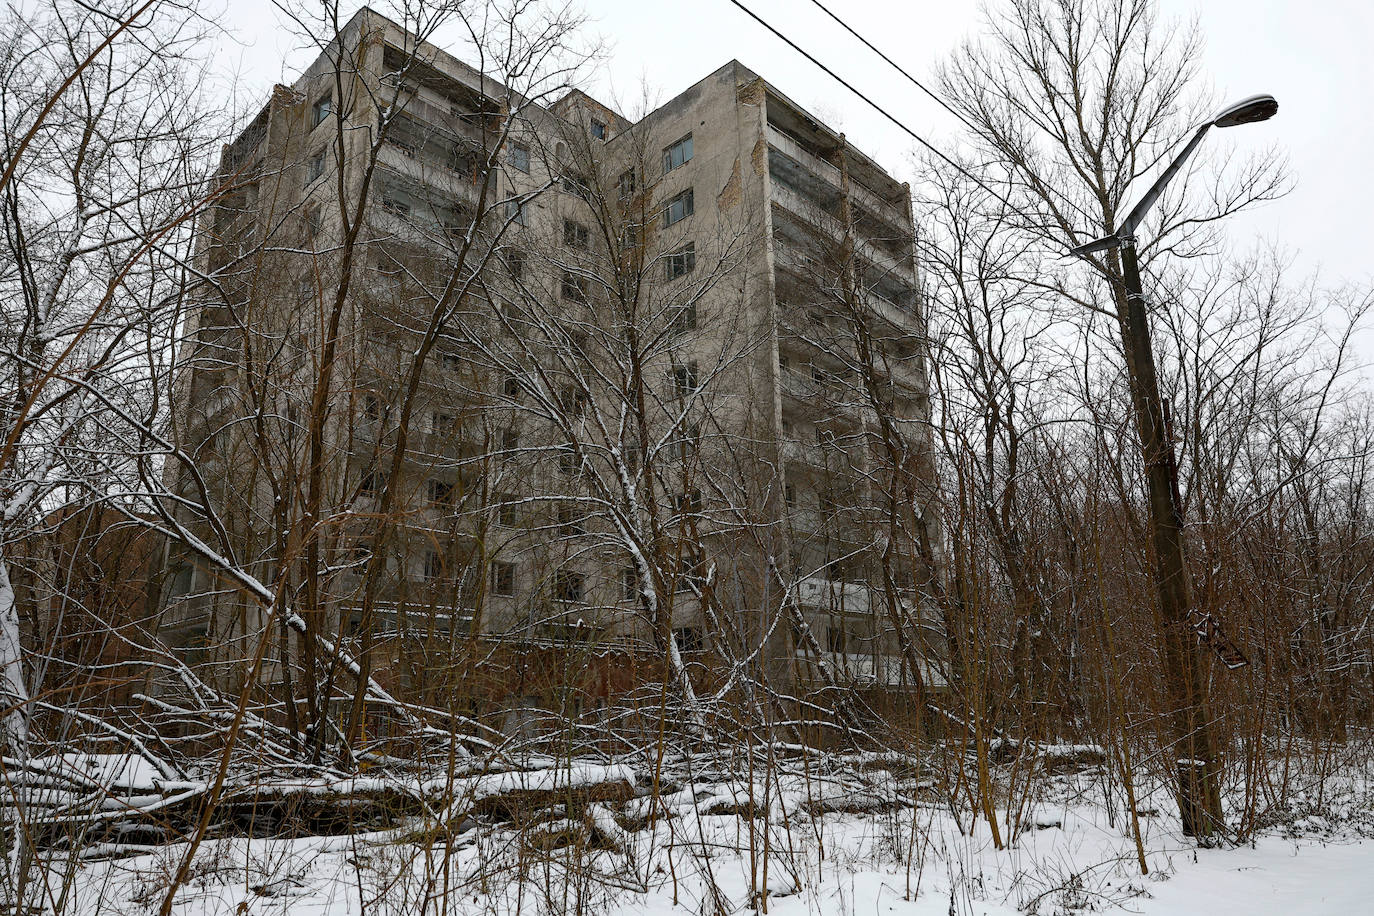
[1068,94,1277,840]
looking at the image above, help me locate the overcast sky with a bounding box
[214,0,1373,293]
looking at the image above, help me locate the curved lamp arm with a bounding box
[1068,93,1277,258]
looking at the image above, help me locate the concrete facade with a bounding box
[163,7,943,718]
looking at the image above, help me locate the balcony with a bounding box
[796,650,947,688]
[796,574,871,614]
[378,141,482,206]
[766,124,909,233]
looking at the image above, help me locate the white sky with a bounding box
[212,0,1373,294]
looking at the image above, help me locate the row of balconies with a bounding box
[765,124,909,233]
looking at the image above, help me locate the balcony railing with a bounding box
[766,124,909,231]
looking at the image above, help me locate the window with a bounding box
[502,376,522,398]
[491,561,515,596]
[306,150,325,184]
[500,427,520,456]
[674,626,703,654]
[563,219,590,249]
[427,478,455,507]
[440,351,463,372]
[423,550,443,582]
[555,569,586,602]
[505,199,526,225]
[559,384,589,418]
[558,502,585,535]
[558,446,578,476]
[363,394,380,421]
[671,361,699,397]
[497,495,519,527]
[618,168,637,200]
[677,489,702,517]
[360,471,385,497]
[304,205,322,241]
[784,482,796,508]
[561,271,588,302]
[432,413,456,437]
[662,188,694,227]
[381,193,410,217]
[503,248,525,280]
[509,143,530,173]
[676,424,700,459]
[590,118,607,140]
[622,567,638,600]
[663,134,693,173]
[297,278,316,303]
[666,243,696,279]
[561,174,591,200]
[311,93,332,128]
[676,548,703,592]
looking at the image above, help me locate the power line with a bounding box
[724,0,1021,216]
[804,0,984,140]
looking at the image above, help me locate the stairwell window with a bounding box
[663,134,693,173]
[306,150,325,185]
[591,118,607,140]
[662,188,694,227]
[509,142,530,173]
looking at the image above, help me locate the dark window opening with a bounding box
[563,219,590,249]
[674,626,703,654]
[492,561,516,596]
[555,569,586,602]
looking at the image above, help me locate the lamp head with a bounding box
[1212,94,1278,129]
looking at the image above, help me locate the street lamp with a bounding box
[1067,94,1276,841]
[1071,94,1278,257]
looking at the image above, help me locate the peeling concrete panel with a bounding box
[718,158,742,210]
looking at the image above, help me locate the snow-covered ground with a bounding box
[50,763,1374,916]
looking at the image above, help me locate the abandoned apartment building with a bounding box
[158,7,945,726]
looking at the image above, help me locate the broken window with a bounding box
[666,242,696,279]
